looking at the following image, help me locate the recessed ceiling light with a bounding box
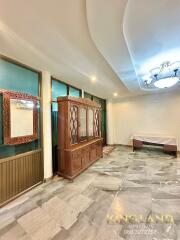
[91,76,96,82]
[113,93,118,97]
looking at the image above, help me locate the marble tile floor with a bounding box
[1,146,180,240]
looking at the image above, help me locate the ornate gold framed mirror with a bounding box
[2,90,38,145]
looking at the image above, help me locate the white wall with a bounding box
[107,92,180,150]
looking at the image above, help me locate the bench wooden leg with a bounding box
[164,144,177,157]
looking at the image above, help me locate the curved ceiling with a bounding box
[86,0,139,93]
[86,0,180,94]
[0,0,180,99]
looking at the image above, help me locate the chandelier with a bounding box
[143,61,180,89]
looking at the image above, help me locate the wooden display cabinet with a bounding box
[57,96,103,180]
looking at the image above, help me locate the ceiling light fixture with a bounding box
[154,77,179,89]
[91,76,96,82]
[113,93,118,97]
[143,61,180,89]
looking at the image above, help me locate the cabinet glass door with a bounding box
[94,109,100,137]
[79,107,87,141]
[70,104,78,144]
[88,109,94,138]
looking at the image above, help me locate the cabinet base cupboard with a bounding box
[57,96,103,180]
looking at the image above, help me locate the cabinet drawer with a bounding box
[71,150,82,175]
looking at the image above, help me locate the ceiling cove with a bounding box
[86,0,180,94]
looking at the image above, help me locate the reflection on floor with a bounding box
[0,146,180,240]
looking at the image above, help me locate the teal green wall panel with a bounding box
[51,79,68,172]
[0,146,15,158]
[0,59,39,96]
[69,87,80,97]
[52,108,58,147]
[93,96,101,105]
[52,80,67,100]
[0,94,3,145]
[0,59,41,159]
[84,92,92,100]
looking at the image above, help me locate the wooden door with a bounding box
[82,146,90,168]
[71,150,82,175]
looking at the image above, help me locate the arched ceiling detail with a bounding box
[123,0,180,92]
[86,0,180,94]
[86,0,140,93]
